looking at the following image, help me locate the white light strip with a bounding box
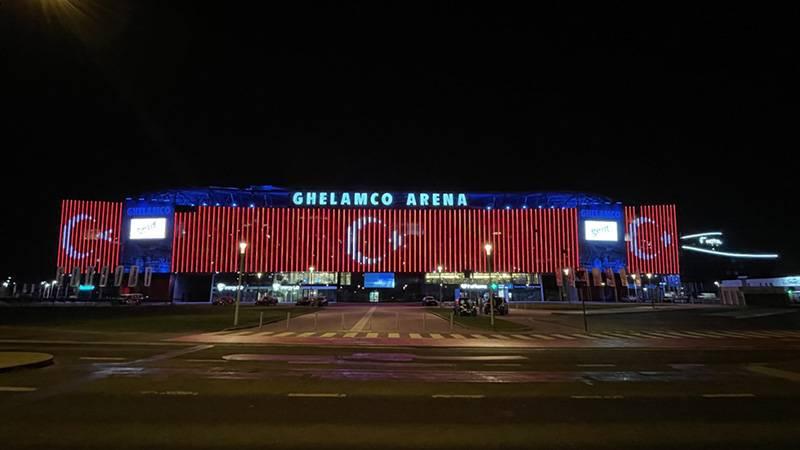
[681,245,779,259]
[681,232,723,240]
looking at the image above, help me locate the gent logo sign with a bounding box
[292,192,468,207]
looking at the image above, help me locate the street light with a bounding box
[437,264,443,305]
[484,243,494,327]
[233,241,247,327]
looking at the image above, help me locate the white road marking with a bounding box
[388,333,400,338]
[320,332,337,338]
[429,333,444,339]
[0,386,37,392]
[746,364,800,382]
[273,332,296,337]
[288,393,346,398]
[470,334,488,339]
[365,333,379,338]
[490,334,510,340]
[571,395,624,399]
[511,334,534,340]
[80,356,126,361]
[577,364,616,368]
[571,334,599,340]
[529,334,556,340]
[432,394,485,399]
[449,333,467,339]
[140,390,198,396]
[349,306,377,331]
[297,332,316,337]
[701,393,755,398]
[551,334,576,340]
[409,333,423,339]
[343,332,358,338]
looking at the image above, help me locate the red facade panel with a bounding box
[624,204,680,274]
[56,200,122,273]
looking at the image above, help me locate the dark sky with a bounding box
[2,2,798,281]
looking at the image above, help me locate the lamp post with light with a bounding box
[308,266,315,299]
[646,273,654,308]
[437,264,443,306]
[484,243,494,327]
[631,273,638,299]
[234,241,247,327]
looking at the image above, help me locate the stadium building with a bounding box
[55,186,680,303]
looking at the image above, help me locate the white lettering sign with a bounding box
[584,220,618,242]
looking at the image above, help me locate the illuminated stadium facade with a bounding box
[55,186,680,303]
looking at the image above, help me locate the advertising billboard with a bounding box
[364,273,395,288]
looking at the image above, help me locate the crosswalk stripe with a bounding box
[366,333,379,338]
[251,331,276,337]
[738,331,783,338]
[694,331,733,338]
[470,334,489,339]
[409,333,423,339]
[274,332,295,337]
[551,334,576,340]
[571,334,599,340]
[449,333,466,339]
[490,334,510,340]
[429,333,444,339]
[511,334,534,340]
[588,333,621,339]
[642,332,680,338]
[343,332,358,338]
[624,332,657,339]
[709,331,751,338]
[388,333,400,338]
[606,332,638,339]
[660,331,702,339]
[529,334,556,340]
[753,331,795,337]
[297,332,316,337]
[320,332,337,338]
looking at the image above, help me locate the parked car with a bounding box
[454,297,478,316]
[482,297,509,315]
[421,295,439,307]
[212,295,235,305]
[118,293,144,305]
[255,294,279,306]
[295,296,328,307]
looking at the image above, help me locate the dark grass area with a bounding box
[0,305,317,333]
[427,308,529,332]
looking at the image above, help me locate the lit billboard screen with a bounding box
[129,218,167,240]
[584,220,618,241]
[364,272,395,288]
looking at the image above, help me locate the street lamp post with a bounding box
[308,266,315,299]
[484,243,494,328]
[437,264,443,306]
[234,241,247,327]
[646,273,654,308]
[631,273,638,299]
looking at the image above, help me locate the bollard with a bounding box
[314,311,318,331]
[450,312,454,330]
[259,312,264,329]
[286,311,291,330]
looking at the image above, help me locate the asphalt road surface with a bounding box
[3,337,800,449]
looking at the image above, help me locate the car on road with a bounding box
[117,293,145,305]
[482,297,509,315]
[454,297,478,316]
[255,294,279,306]
[295,296,328,307]
[421,295,439,307]
[212,295,235,306]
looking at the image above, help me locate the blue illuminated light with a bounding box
[505,206,511,210]
[681,245,779,259]
[249,203,255,208]
[78,284,95,291]
[232,203,237,207]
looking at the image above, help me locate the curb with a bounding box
[0,352,54,372]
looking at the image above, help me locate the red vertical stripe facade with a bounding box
[56,200,122,273]
[169,207,584,273]
[624,204,680,274]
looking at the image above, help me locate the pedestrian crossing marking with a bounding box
[274,332,295,337]
[366,333,379,338]
[660,332,702,339]
[343,332,358,338]
[490,334,510,340]
[571,334,598,340]
[297,332,316,337]
[388,333,400,338]
[551,334,576,340]
[470,334,489,339]
[511,334,534,340]
[250,331,276,337]
[409,333,423,339]
[640,332,678,339]
[449,333,467,339]
[429,333,444,339]
[588,333,621,339]
[320,332,337,338]
[529,334,556,340]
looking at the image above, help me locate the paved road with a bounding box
[3,339,800,449]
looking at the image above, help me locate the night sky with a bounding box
[2,2,798,282]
